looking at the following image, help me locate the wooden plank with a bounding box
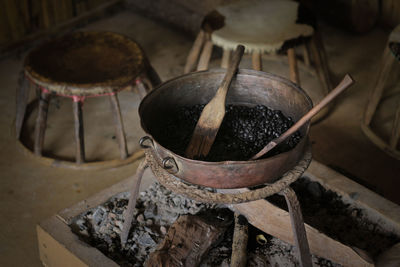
[306,160,400,236]
[1,0,122,54]
[224,194,374,267]
[38,216,118,267]
[58,168,156,224]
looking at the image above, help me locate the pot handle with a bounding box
[162,157,179,173]
[139,136,154,148]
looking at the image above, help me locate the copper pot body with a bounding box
[139,69,312,189]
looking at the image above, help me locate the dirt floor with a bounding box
[0,9,399,267]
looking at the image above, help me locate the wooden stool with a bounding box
[184,0,332,115]
[15,31,161,168]
[361,25,400,160]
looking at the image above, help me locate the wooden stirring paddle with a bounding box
[251,74,355,160]
[185,45,245,159]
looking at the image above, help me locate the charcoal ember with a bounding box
[154,104,302,161]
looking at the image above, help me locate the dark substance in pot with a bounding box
[153,104,302,161]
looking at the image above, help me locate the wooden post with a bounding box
[287,47,300,85]
[252,51,262,71]
[184,30,205,73]
[109,94,128,160]
[282,187,313,267]
[197,33,213,71]
[34,90,50,156]
[73,100,85,164]
[363,45,396,125]
[231,213,248,267]
[16,75,31,139]
[221,49,231,68]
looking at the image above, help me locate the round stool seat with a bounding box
[16,31,161,168]
[211,0,314,53]
[24,31,145,96]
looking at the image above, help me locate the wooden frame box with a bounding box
[37,160,400,267]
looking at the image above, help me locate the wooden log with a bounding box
[73,100,85,164]
[34,90,50,156]
[231,213,248,267]
[252,52,262,71]
[287,48,300,85]
[184,30,205,74]
[109,94,128,159]
[221,188,374,267]
[145,214,229,267]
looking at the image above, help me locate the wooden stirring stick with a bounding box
[251,74,355,160]
[185,45,245,159]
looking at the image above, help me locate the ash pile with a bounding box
[71,181,339,267]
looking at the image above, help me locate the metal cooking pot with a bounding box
[139,69,312,189]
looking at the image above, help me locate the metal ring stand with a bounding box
[122,145,313,267]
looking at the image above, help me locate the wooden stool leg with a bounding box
[16,75,31,139]
[197,33,213,71]
[282,187,312,267]
[390,104,400,149]
[109,94,128,159]
[34,91,50,156]
[73,100,85,164]
[252,51,262,71]
[221,49,231,68]
[363,45,396,125]
[302,42,311,67]
[146,63,161,88]
[135,79,148,100]
[120,160,148,245]
[184,30,205,74]
[309,34,332,94]
[287,48,300,85]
